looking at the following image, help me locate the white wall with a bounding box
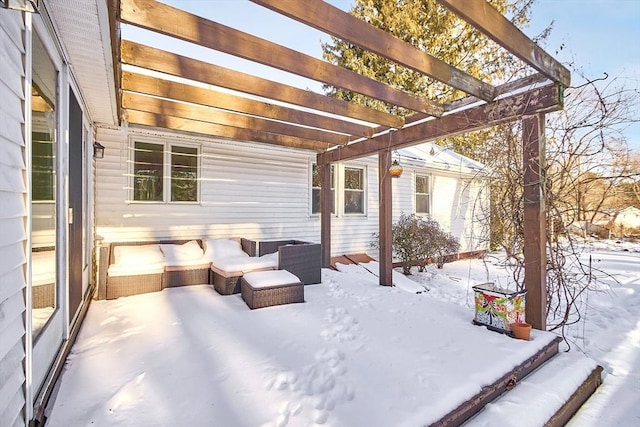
[96,126,489,259]
[0,10,27,427]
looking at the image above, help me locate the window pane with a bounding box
[133,142,163,201]
[345,167,363,190]
[171,146,198,202]
[345,190,364,214]
[312,164,320,188]
[32,132,55,200]
[416,194,430,214]
[416,176,429,194]
[312,188,320,213]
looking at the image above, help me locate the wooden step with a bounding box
[329,253,375,270]
[463,353,603,427]
[431,336,563,426]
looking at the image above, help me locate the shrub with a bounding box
[372,213,461,274]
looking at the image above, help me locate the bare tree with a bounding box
[479,69,640,341]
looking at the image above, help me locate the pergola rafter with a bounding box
[120,40,404,129]
[122,92,351,146]
[121,71,376,139]
[108,0,569,330]
[249,0,497,102]
[435,0,571,87]
[126,109,334,152]
[120,0,444,116]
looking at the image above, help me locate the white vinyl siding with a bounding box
[0,10,27,427]
[95,126,488,259]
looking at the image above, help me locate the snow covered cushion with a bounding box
[242,270,300,288]
[160,241,205,266]
[113,244,165,266]
[203,238,248,260]
[210,252,278,274]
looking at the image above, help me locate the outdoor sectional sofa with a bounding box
[98,237,321,300]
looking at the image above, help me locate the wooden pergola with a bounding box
[108,0,570,330]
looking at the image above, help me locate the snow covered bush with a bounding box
[372,213,460,274]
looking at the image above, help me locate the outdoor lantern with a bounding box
[389,158,403,178]
[93,142,105,159]
[1,0,39,13]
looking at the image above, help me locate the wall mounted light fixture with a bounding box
[93,142,105,159]
[1,0,39,13]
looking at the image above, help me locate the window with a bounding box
[344,167,365,214]
[133,141,199,202]
[171,146,198,202]
[415,175,430,215]
[311,163,335,214]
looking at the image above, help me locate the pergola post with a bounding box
[379,150,393,286]
[522,113,547,330]
[320,162,332,268]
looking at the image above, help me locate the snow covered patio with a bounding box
[43,255,615,427]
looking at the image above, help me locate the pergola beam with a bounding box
[120,0,443,116]
[378,149,393,286]
[320,163,332,269]
[122,71,375,139]
[436,0,571,87]
[522,113,547,330]
[125,110,331,152]
[122,92,349,146]
[121,40,404,129]
[249,0,496,102]
[318,84,562,165]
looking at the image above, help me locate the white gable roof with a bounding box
[397,143,486,176]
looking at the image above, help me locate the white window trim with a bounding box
[129,136,201,204]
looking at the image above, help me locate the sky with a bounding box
[527,0,640,150]
[124,0,640,150]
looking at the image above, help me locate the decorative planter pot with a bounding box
[511,322,532,340]
[472,283,526,335]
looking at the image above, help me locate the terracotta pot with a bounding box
[511,322,532,340]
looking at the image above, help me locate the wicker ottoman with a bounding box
[241,270,304,309]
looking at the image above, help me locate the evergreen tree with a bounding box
[322,0,537,116]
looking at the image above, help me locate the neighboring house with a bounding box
[0,2,496,425]
[593,206,640,237]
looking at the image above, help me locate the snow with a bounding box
[467,353,600,427]
[45,240,640,426]
[243,270,301,288]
